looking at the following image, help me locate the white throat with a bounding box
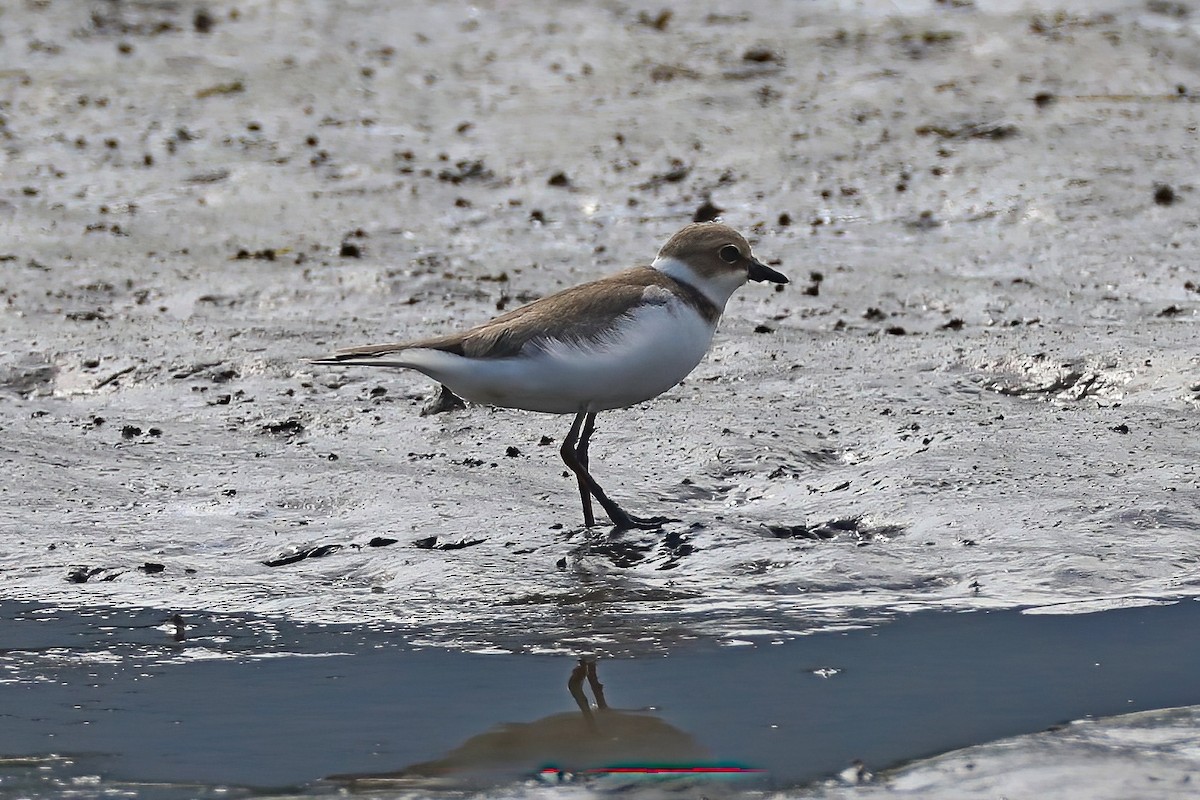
[652,255,744,311]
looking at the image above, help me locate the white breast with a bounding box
[396,296,717,414]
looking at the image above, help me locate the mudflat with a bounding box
[0,1,1198,794]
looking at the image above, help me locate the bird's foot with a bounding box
[607,511,677,531]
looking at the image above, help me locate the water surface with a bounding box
[2,599,1198,796]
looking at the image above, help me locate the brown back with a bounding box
[328,266,719,362]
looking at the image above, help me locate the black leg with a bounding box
[560,413,595,527]
[575,413,597,525]
[559,413,675,531]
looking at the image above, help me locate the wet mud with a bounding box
[2,0,1198,640]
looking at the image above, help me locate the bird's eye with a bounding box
[718,244,741,263]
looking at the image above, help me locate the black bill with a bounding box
[748,258,788,284]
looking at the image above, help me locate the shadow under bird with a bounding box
[310,222,787,530]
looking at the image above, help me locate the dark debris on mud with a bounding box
[568,527,697,570]
[263,536,403,567]
[765,516,906,542]
[413,536,487,551]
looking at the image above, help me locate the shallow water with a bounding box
[3,599,1199,797]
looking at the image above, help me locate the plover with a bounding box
[311,222,787,529]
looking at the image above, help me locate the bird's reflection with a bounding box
[328,656,708,787]
[568,655,607,731]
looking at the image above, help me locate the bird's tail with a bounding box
[307,343,416,368]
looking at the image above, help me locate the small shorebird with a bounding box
[311,222,786,529]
